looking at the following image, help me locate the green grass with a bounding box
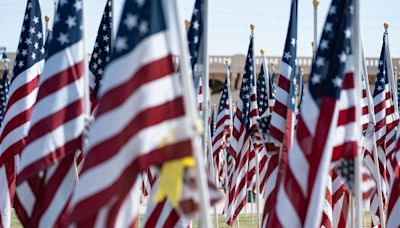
[12,211,371,228]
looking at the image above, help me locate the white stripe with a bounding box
[15,181,36,217]
[300,89,319,136]
[40,41,84,83]
[279,62,292,80]
[289,138,309,195]
[8,60,44,98]
[30,75,84,127]
[276,186,302,227]
[332,123,358,147]
[18,114,84,172]
[337,88,356,109]
[73,117,191,203]
[274,87,289,105]
[100,32,170,98]
[263,164,278,200]
[114,178,140,228]
[39,162,77,228]
[89,74,182,149]
[387,198,400,228]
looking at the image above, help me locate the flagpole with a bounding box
[313,0,319,60]
[250,24,261,228]
[352,0,363,227]
[172,1,211,227]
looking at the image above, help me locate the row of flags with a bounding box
[0,0,400,227]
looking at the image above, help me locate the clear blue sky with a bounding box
[1,0,400,57]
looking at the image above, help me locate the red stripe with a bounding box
[70,140,192,223]
[83,97,187,171]
[144,201,165,228]
[96,55,174,117]
[5,74,40,113]
[337,107,355,126]
[277,75,290,92]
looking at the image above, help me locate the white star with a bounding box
[284,52,292,60]
[139,21,149,35]
[324,23,333,32]
[291,38,296,46]
[57,33,69,45]
[194,36,199,44]
[344,28,351,39]
[92,63,98,69]
[40,47,45,54]
[193,21,200,30]
[311,74,321,84]
[377,85,382,91]
[31,53,36,60]
[27,2,33,9]
[316,57,325,67]
[74,1,83,11]
[103,24,107,31]
[291,97,295,104]
[92,53,98,59]
[94,42,99,48]
[18,61,24,68]
[320,40,329,50]
[115,37,128,52]
[124,13,138,30]
[21,49,28,56]
[98,59,102,65]
[329,6,337,15]
[105,46,110,52]
[97,69,103,75]
[380,78,385,84]
[21,26,26,32]
[136,0,145,7]
[25,38,32,45]
[33,16,39,24]
[34,42,39,49]
[24,14,29,21]
[103,35,110,42]
[338,52,347,63]
[332,76,342,87]
[66,16,77,28]
[37,32,43,40]
[29,27,36,34]
[379,61,383,66]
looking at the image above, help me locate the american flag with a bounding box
[89,0,113,109]
[0,67,10,127]
[320,169,332,228]
[331,170,351,228]
[268,0,297,144]
[263,0,297,225]
[187,0,203,73]
[14,0,85,227]
[370,34,394,226]
[224,34,259,225]
[0,0,45,226]
[212,74,231,187]
[296,66,304,115]
[267,0,356,226]
[69,0,195,226]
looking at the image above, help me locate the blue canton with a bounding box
[373,38,388,99]
[47,0,83,58]
[89,0,113,99]
[187,0,203,72]
[309,0,353,102]
[239,37,255,131]
[113,0,165,60]
[0,68,10,127]
[257,62,268,116]
[13,0,45,81]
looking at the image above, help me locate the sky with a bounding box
[1,0,400,58]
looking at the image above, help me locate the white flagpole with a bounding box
[250,24,261,228]
[352,0,363,227]
[171,1,211,227]
[313,0,319,60]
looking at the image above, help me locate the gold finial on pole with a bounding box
[225,60,229,65]
[313,0,319,7]
[260,49,265,56]
[384,22,389,30]
[184,19,190,29]
[250,24,255,30]
[45,15,50,23]
[311,41,314,48]
[301,68,304,75]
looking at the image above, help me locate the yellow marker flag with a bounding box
[154,156,195,207]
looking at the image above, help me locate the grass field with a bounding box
[11,211,372,227]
